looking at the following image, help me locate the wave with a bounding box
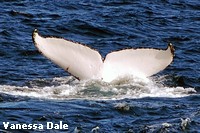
[0,76,196,100]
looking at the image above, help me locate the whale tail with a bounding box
[32,29,174,82]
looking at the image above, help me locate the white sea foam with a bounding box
[0,76,196,100]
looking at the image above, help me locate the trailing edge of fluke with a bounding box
[32,29,174,82]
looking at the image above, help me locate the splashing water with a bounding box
[0,75,196,100]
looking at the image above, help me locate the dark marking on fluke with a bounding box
[168,43,175,57]
[65,67,69,71]
[32,29,42,55]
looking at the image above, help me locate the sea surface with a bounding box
[0,0,200,132]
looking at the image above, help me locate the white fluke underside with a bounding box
[32,29,174,82]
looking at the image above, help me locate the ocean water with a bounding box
[0,0,200,132]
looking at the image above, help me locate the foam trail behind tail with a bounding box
[0,76,196,100]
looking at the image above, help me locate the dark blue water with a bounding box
[0,0,200,132]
